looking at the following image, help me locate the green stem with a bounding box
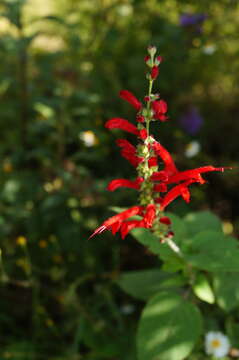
[146,79,153,135]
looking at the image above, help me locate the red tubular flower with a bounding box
[139,128,148,140]
[159,216,171,225]
[116,139,143,167]
[89,206,143,239]
[159,180,194,211]
[166,166,225,185]
[136,115,145,123]
[143,204,156,227]
[153,142,178,176]
[152,99,168,121]
[151,66,159,80]
[105,118,139,136]
[120,220,145,240]
[151,170,169,182]
[148,157,158,167]
[119,90,142,111]
[153,183,168,192]
[107,177,144,191]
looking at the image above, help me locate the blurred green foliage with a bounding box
[0,0,238,358]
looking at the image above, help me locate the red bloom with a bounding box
[120,220,144,239]
[159,180,194,211]
[166,166,225,185]
[155,56,163,64]
[143,204,156,227]
[151,66,159,80]
[136,115,145,123]
[116,139,143,167]
[153,183,168,192]
[148,157,158,167]
[139,128,148,140]
[107,177,143,191]
[151,170,169,182]
[152,100,168,121]
[119,90,142,111]
[153,142,178,176]
[105,118,139,136]
[89,204,157,240]
[89,206,143,239]
[159,216,171,225]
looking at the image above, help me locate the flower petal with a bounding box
[153,142,178,176]
[116,138,143,167]
[120,220,144,239]
[107,177,143,191]
[160,180,194,211]
[167,166,225,184]
[119,90,142,111]
[105,118,139,135]
[143,204,156,227]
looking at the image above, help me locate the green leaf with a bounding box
[117,269,186,300]
[193,273,215,304]
[185,231,239,272]
[184,211,222,238]
[137,291,202,360]
[166,212,188,245]
[213,272,239,311]
[131,228,185,272]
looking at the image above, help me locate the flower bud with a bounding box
[147,45,157,56]
[155,56,163,65]
[151,66,159,80]
[136,115,145,123]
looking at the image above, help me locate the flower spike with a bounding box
[91,46,231,242]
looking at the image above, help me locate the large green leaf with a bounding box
[131,228,185,271]
[137,291,202,360]
[192,273,215,304]
[185,231,239,272]
[131,226,186,272]
[166,213,188,244]
[213,272,239,311]
[117,269,186,300]
[184,211,222,238]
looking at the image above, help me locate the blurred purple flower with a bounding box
[179,107,203,135]
[180,13,207,27]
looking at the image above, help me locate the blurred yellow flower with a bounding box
[16,236,27,246]
[39,240,48,248]
[3,161,13,173]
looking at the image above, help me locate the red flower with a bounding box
[119,90,142,111]
[152,100,168,121]
[136,115,145,123]
[158,180,193,211]
[105,118,139,136]
[153,183,168,192]
[139,128,148,140]
[89,204,156,239]
[120,220,145,239]
[143,204,156,227]
[107,177,143,191]
[151,66,159,80]
[116,139,143,167]
[159,216,171,225]
[148,157,158,167]
[89,206,143,239]
[166,166,225,185]
[153,142,178,176]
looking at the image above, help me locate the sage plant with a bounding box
[90,46,227,248]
